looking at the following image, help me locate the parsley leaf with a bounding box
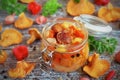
[74,0,80,3]
[88,36,118,54]
[0,0,26,15]
[42,0,62,16]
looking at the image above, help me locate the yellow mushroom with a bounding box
[19,0,35,3]
[0,50,7,64]
[0,23,2,32]
[8,61,35,78]
[0,28,23,47]
[27,28,41,44]
[83,53,110,78]
[98,3,120,22]
[67,0,95,16]
[14,12,33,29]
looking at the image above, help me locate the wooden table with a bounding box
[0,0,120,80]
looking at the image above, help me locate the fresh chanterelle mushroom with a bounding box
[27,28,41,44]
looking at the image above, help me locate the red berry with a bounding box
[105,70,116,80]
[12,45,28,61]
[95,0,109,6]
[115,51,120,63]
[28,2,42,15]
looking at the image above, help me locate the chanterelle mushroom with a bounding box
[8,61,35,78]
[0,28,23,47]
[20,0,35,3]
[14,12,33,29]
[27,28,41,44]
[0,23,2,32]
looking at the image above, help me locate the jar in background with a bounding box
[40,18,89,72]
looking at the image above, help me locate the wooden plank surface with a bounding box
[0,0,120,80]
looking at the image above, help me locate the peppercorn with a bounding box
[76,53,80,57]
[71,55,75,58]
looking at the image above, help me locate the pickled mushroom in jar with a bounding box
[46,22,85,53]
[51,43,89,72]
[42,20,89,72]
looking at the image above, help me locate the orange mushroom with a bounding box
[83,53,110,78]
[14,12,33,29]
[20,0,35,3]
[0,50,7,64]
[27,28,41,44]
[67,0,95,16]
[8,61,35,78]
[0,28,23,47]
[98,3,120,22]
[0,23,2,32]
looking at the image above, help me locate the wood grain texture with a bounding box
[0,0,120,80]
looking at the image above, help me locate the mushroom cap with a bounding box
[28,28,41,39]
[20,0,35,3]
[0,28,23,47]
[14,12,33,29]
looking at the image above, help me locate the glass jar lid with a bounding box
[73,14,112,37]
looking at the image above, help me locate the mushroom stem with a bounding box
[27,28,41,44]
[27,35,36,44]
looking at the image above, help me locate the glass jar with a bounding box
[40,18,89,72]
[73,14,112,37]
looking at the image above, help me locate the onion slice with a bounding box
[35,15,47,25]
[4,14,15,25]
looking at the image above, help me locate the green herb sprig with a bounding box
[74,0,80,3]
[88,36,118,54]
[0,0,26,15]
[42,0,62,16]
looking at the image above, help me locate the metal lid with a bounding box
[73,14,112,37]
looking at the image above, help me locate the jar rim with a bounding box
[42,18,88,53]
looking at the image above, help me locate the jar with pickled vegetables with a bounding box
[40,18,89,72]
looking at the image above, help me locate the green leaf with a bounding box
[74,0,80,3]
[42,0,62,16]
[0,0,26,15]
[88,36,118,54]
